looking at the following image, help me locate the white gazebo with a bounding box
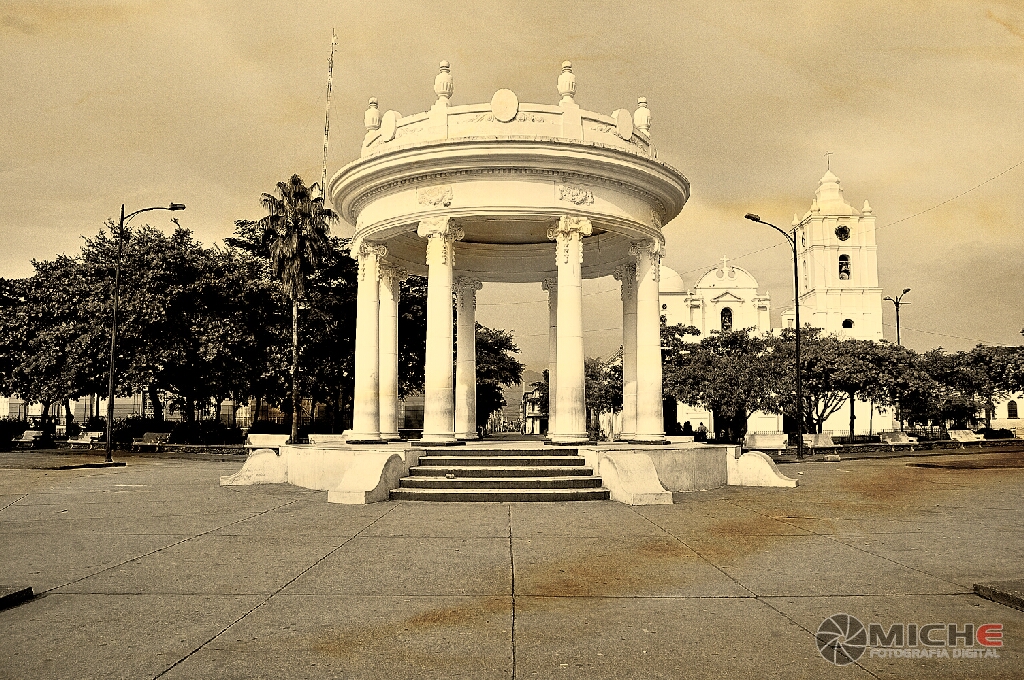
[328,61,690,446]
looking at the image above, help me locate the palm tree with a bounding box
[258,175,336,443]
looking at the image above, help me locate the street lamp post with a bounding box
[104,203,186,463]
[883,288,911,432]
[883,288,911,346]
[745,213,805,459]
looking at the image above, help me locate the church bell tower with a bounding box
[792,171,883,341]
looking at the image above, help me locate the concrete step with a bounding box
[408,465,595,478]
[399,475,604,490]
[433,448,578,456]
[389,487,610,502]
[417,455,585,467]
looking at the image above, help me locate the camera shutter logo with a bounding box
[817,613,868,666]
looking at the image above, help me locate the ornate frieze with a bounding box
[556,182,594,206]
[350,167,669,219]
[417,184,454,208]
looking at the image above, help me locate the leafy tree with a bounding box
[473,324,524,429]
[663,327,785,442]
[585,353,623,436]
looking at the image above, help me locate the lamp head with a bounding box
[744,213,761,222]
[902,288,911,294]
[883,296,894,302]
[169,203,186,211]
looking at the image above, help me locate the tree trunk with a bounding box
[848,391,856,441]
[254,396,262,426]
[291,298,300,444]
[64,399,73,427]
[148,384,163,421]
[214,399,223,422]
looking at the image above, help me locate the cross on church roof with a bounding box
[720,255,730,271]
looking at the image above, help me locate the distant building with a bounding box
[660,171,890,438]
[661,258,771,335]
[781,171,884,341]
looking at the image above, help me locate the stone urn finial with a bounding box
[364,97,380,131]
[434,60,454,104]
[634,97,651,135]
[557,61,576,104]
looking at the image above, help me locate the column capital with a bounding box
[417,215,463,241]
[453,275,483,293]
[630,238,663,282]
[379,261,408,287]
[613,262,638,298]
[547,215,593,241]
[547,216,592,265]
[355,241,387,282]
[418,216,464,267]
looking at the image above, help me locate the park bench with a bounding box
[802,433,840,451]
[132,432,170,452]
[13,430,42,449]
[948,429,985,445]
[68,431,105,449]
[244,434,291,455]
[878,431,918,450]
[743,433,790,452]
[307,434,349,446]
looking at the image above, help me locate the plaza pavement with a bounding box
[2,447,1024,679]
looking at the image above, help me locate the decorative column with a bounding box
[631,239,666,443]
[542,278,558,437]
[417,216,464,443]
[614,263,638,440]
[349,241,387,443]
[454,276,483,439]
[378,262,406,441]
[547,216,592,443]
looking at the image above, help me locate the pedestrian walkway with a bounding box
[1,450,1022,678]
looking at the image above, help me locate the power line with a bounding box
[880,321,992,345]
[677,156,1024,277]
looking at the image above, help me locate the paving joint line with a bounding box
[754,596,883,679]
[152,503,399,679]
[721,498,968,592]
[628,506,757,597]
[40,498,304,595]
[0,493,28,513]
[508,505,517,680]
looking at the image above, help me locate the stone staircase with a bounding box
[390,447,610,502]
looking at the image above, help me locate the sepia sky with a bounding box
[2,0,1023,371]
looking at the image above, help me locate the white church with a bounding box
[659,170,891,437]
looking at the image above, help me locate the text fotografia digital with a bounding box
[816,613,1003,666]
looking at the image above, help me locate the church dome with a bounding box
[659,264,687,293]
[694,258,759,290]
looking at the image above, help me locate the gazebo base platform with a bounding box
[220,439,797,504]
